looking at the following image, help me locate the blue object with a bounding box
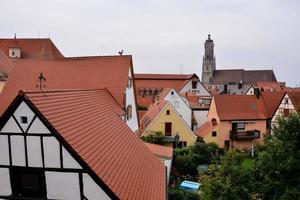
[180,180,201,191]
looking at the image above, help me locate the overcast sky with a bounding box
[1,0,300,86]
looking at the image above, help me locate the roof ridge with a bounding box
[19,88,107,95]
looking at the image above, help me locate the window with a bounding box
[127,77,132,88]
[171,91,174,95]
[12,51,15,56]
[212,131,217,137]
[20,116,28,124]
[166,110,170,115]
[236,122,245,130]
[266,119,271,129]
[283,109,289,117]
[211,118,217,126]
[165,122,172,136]
[11,168,46,198]
[201,99,211,105]
[284,98,289,104]
[126,105,132,120]
[224,140,230,150]
[192,81,197,89]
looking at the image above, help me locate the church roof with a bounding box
[210,69,277,85]
[2,89,166,200]
[0,56,133,115]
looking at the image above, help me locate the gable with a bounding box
[0,100,111,200]
[179,79,210,96]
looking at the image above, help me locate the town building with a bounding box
[0,56,139,132]
[0,37,64,92]
[195,91,284,149]
[201,35,277,93]
[0,89,166,200]
[140,100,197,148]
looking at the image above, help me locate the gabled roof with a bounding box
[194,121,213,138]
[213,92,284,120]
[210,69,277,85]
[256,81,282,92]
[140,100,167,131]
[0,38,64,58]
[180,93,211,110]
[287,91,300,114]
[2,89,166,200]
[134,73,197,92]
[144,142,173,159]
[0,56,133,115]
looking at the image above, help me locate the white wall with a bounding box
[46,172,81,200]
[180,80,210,96]
[0,135,9,165]
[27,136,43,167]
[194,110,209,128]
[163,89,192,128]
[164,159,172,184]
[43,137,60,168]
[11,136,26,166]
[83,173,111,200]
[126,68,139,132]
[0,168,11,196]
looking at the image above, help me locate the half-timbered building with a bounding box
[0,89,166,200]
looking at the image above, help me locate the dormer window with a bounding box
[127,77,132,88]
[9,47,21,58]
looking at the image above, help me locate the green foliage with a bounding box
[140,131,169,145]
[200,114,300,200]
[169,189,201,200]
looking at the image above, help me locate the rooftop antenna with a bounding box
[14,33,17,39]
[118,49,124,56]
[36,72,47,90]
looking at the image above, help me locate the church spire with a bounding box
[202,34,216,86]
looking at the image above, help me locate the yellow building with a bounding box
[140,100,197,148]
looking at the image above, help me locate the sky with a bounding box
[1,0,300,86]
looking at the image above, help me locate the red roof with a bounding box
[214,92,284,120]
[194,121,213,138]
[0,50,14,77]
[135,73,195,80]
[144,142,173,158]
[0,56,133,115]
[0,38,64,59]
[140,100,167,132]
[16,89,166,200]
[180,93,211,109]
[287,91,300,114]
[256,81,282,92]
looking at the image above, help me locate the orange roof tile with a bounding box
[0,49,14,77]
[140,100,167,131]
[261,91,285,117]
[194,121,213,138]
[256,81,282,92]
[13,89,166,200]
[0,38,64,58]
[287,91,300,114]
[144,142,173,158]
[0,56,133,115]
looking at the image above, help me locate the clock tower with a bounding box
[202,34,216,86]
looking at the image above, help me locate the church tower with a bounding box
[202,34,216,86]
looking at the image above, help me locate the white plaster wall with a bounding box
[13,101,35,132]
[0,117,22,133]
[246,87,255,95]
[180,80,210,96]
[62,147,82,169]
[43,137,60,168]
[11,136,25,166]
[164,159,172,184]
[46,171,80,200]
[27,136,43,167]
[27,117,51,134]
[83,173,111,200]
[194,110,209,128]
[0,135,9,165]
[0,168,11,196]
[126,68,139,132]
[164,89,192,128]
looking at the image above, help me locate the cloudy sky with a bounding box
[1,0,300,86]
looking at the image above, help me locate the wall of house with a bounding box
[0,101,111,200]
[179,80,211,96]
[194,110,209,128]
[143,103,196,146]
[0,81,5,93]
[163,89,192,128]
[272,94,296,124]
[126,68,139,132]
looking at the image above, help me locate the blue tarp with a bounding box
[180,180,201,191]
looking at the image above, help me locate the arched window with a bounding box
[211,118,217,126]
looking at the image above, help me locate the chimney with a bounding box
[223,84,228,94]
[254,88,260,98]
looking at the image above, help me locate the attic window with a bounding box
[192,81,197,89]
[127,77,132,88]
[211,118,217,126]
[284,98,289,104]
[171,91,174,95]
[20,116,28,124]
[212,131,217,137]
[166,110,170,115]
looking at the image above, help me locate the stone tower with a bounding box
[202,34,216,86]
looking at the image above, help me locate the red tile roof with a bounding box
[0,38,64,59]
[140,100,167,132]
[144,142,173,159]
[194,121,213,138]
[180,93,211,109]
[135,73,195,80]
[213,92,284,120]
[287,91,300,114]
[256,81,282,92]
[0,50,14,77]
[0,56,133,115]
[17,89,166,200]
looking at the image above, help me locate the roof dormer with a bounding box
[9,47,21,58]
